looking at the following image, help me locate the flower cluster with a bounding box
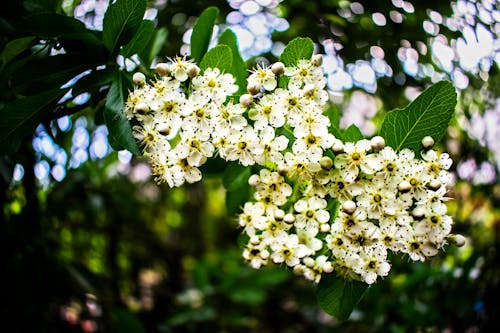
[124,56,238,187]
[125,54,459,285]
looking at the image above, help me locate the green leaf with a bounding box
[21,13,88,37]
[137,27,168,67]
[121,19,154,58]
[199,45,232,73]
[0,88,68,155]
[72,68,116,96]
[104,72,140,155]
[324,106,343,139]
[1,37,36,66]
[317,275,368,321]
[110,308,146,333]
[218,28,247,95]
[379,81,457,152]
[222,162,251,192]
[102,0,146,56]
[190,6,219,63]
[279,37,314,67]
[225,185,250,215]
[342,124,364,142]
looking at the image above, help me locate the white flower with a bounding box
[248,94,286,129]
[248,64,278,91]
[294,197,330,232]
[191,68,238,104]
[223,126,263,166]
[334,140,382,182]
[270,234,309,267]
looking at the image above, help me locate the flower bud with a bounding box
[320,156,333,170]
[187,64,200,78]
[303,257,315,267]
[342,200,357,214]
[274,209,285,221]
[370,136,385,150]
[428,179,442,191]
[303,84,316,97]
[260,249,270,259]
[132,72,146,85]
[135,102,149,115]
[412,207,426,219]
[278,165,288,176]
[250,235,260,245]
[239,94,253,108]
[320,223,331,233]
[312,54,323,66]
[248,174,261,187]
[156,62,170,76]
[247,82,261,95]
[332,139,344,154]
[448,234,466,247]
[422,136,435,149]
[398,180,411,193]
[322,261,334,273]
[271,61,285,75]
[283,213,295,224]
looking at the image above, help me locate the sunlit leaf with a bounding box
[102,0,146,56]
[104,72,140,155]
[342,124,364,142]
[138,27,168,67]
[279,37,314,66]
[380,81,457,152]
[199,44,232,73]
[218,28,247,95]
[190,6,218,63]
[317,275,368,321]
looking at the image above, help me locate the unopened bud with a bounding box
[283,213,295,224]
[156,62,170,76]
[303,84,316,97]
[320,223,331,233]
[303,257,315,267]
[322,261,334,273]
[398,180,411,193]
[428,179,442,191]
[422,136,435,149]
[271,61,285,75]
[412,207,426,219]
[247,82,261,95]
[332,140,344,154]
[320,156,333,170]
[250,235,260,245]
[448,234,466,247]
[132,72,146,85]
[260,249,269,259]
[312,54,323,66]
[248,174,261,187]
[278,165,288,176]
[187,64,200,78]
[370,136,385,150]
[342,200,357,214]
[274,209,285,221]
[239,94,253,107]
[135,102,149,115]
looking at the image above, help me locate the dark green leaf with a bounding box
[379,81,457,152]
[222,162,251,192]
[324,106,342,139]
[1,37,35,66]
[21,13,87,37]
[10,54,96,95]
[110,308,146,333]
[102,0,147,55]
[104,72,140,155]
[121,19,154,58]
[199,45,232,73]
[342,124,364,142]
[137,27,168,67]
[279,37,314,66]
[218,28,247,95]
[225,185,250,215]
[190,7,218,63]
[72,68,116,96]
[0,88,68,155]
[317,275,368,321]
